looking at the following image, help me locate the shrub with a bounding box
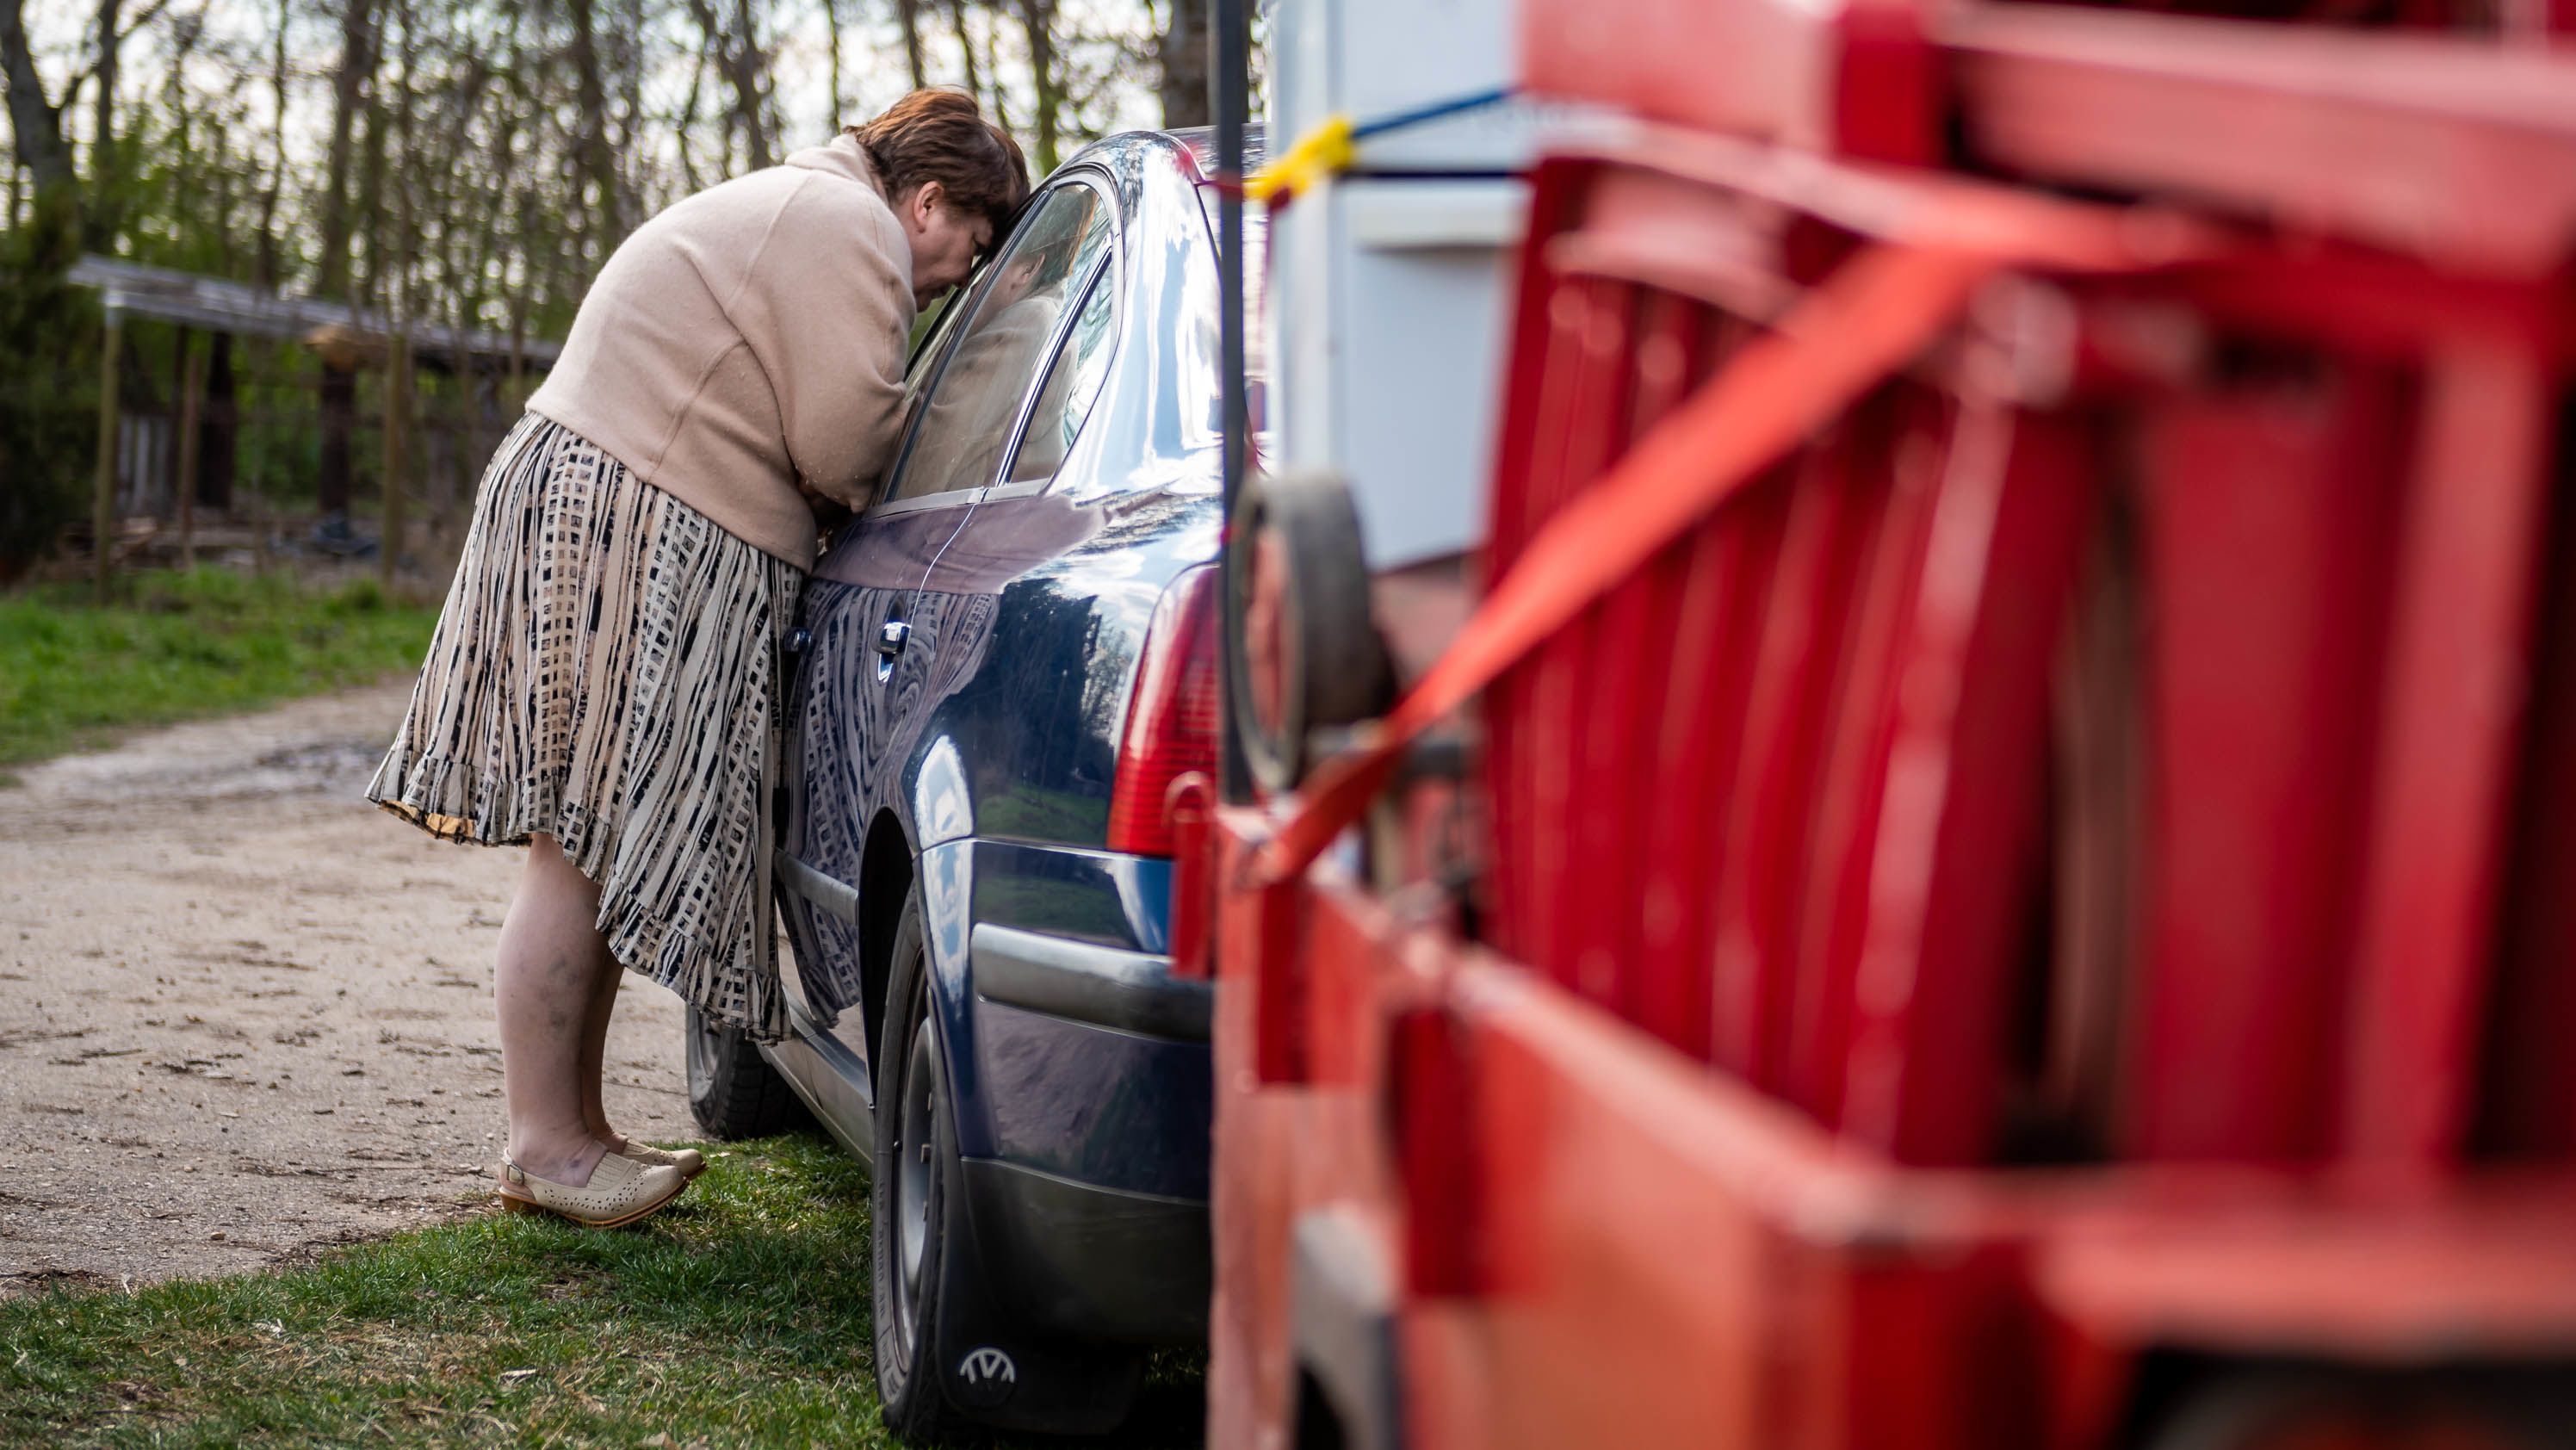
[0,192,97,584]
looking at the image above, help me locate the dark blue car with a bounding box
[683,128,1259,1439]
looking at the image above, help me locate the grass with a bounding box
[0,566,439,776]
[0,1131,1206,1447]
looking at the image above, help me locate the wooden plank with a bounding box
[2340,340,2555,1170]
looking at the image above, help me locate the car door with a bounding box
[906,215,1136,835]
[781,177,1119,1071]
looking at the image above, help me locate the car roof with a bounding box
[1057,126,1269,188]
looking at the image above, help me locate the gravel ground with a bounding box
[0,682,698,1298]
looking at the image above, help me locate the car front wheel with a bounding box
[684,1003,813,1140]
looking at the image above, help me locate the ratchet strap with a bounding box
[1243,86,1515,207]
[1255,241,2000,880]
[1245,116,1356,205]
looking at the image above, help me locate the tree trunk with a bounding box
[949,0,982,117]
[0,0,76,197]
[1016,0,1060,171]
[822,0,845,127]
[566,0,622,245]
[319,0,376,301]
[381,0,416,585]
[894,0,926,90]
[674,40,706,189]
[684,0,769,172]
[613,0,646,164]
[254,0,288,286]
[1159,0,1211,129]
[323,0,387,529]
[356,59,388,307]
[86,0,121,247]
[730,0,771,168]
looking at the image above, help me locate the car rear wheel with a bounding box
[684,1003,814,1140]
[870,885,971,1441]
[868,884,1149,1439]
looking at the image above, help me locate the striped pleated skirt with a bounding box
[363,411,807,1044]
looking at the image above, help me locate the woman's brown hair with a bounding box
[846,89,1030,248]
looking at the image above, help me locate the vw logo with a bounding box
[959,1347,1018,1389]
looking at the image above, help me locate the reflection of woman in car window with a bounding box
[361,90,1027,1230]
[901,195,1099,493]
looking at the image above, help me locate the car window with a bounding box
[881,180,1116,504]
[885,279,975,443]
[1004,258,1117,486]
[905,281,970,375]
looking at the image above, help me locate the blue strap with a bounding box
[1349,85,1515,141]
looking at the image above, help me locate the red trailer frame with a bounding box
[1199,3,2576,1446]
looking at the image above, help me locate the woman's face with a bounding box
[988,252,1046,311]
[899,181,994,310]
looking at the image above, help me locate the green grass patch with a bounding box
[0,566,438,772]
[0,1131,1204,1447]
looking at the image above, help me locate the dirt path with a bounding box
[0,683,697,1297]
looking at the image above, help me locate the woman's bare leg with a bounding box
[495,833,614,1188]
[576,955,629,1153]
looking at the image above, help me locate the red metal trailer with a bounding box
[1195,1,2576,1446]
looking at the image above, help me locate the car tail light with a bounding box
[1106,565,1221,856]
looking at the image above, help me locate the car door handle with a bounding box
[876,621,912,660]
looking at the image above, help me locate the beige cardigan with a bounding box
[524,133,916,569]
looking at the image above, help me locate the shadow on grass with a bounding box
[0,1130,1206,1448]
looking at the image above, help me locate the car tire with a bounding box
[684,1003,814,1140]
[871,884,972,1441]
[870,884,1153,1440]
[1227,468,1396,794]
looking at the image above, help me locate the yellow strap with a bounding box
[1244,115,1357,204]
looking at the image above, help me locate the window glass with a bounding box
[905,282,969,373]
[1006,259,1117,486]
[882,182,1115,503]
[889,282,972,432]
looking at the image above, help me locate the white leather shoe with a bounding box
[611,1139,707,1179]
[496,1148,689,1228]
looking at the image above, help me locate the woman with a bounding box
[363,90,1029,1229]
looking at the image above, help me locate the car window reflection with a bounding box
[1006,261,1118,486]
[885,183,1116,504]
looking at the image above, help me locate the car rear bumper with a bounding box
[972,921,1212,1041]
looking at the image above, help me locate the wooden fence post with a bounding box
[92,301,123,601]
[381,334,411,587]
[248,339,272,576]
[176,329,207,571]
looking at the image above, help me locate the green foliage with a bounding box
[0,1133,896,1448]
[0,565,438,771]
[0,190,98,581]
[0,1130,1207,1447]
